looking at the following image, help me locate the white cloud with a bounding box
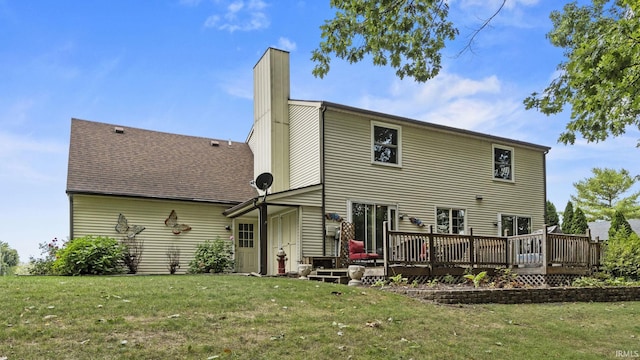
[204,0,270,32]
[277,37,296,51]
[0,131,67,183]
[356,72,513,132]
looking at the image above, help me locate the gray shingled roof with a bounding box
[588,219,640,241]
[67,118,255,203]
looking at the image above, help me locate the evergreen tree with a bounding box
[609,210,634,238]
[545,200,560,227]
[572,207,589,235]
[562,201,575,234]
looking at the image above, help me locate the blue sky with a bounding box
[1,0,638,262]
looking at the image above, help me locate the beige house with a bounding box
[67,48,550,275]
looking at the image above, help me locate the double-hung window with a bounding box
[493,144,514,181]
[436,208,466,234]
[372,122,401,166]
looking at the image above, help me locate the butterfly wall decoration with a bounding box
[115,213,145,239]
[165,210,192,235]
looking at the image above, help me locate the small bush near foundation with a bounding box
[166,246,181,274]
[53,236,124,276]
[189,237,234,274]
[28,237,64,275]
[603,230,640,280]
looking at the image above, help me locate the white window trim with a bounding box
[497,213,532,236]
[347,200,400,235]
[492,144,515,182]
[435,206,467,235]
[371,121,402,167]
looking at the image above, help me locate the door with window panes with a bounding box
[236,222,258,273]
[500,215,531,236]
[351,203,397,256]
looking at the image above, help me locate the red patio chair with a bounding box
[349,239,379,265]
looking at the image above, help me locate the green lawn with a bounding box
[1,275,639,359]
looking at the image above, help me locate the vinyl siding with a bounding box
[300,205,324,257]
[322,108,546,236]
[268,187,322,207]
[289,103,321,188]
[71,194,233,274]
[252,48,290,192]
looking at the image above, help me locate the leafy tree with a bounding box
[313,0,640,146]
[609,209,635,238]
[571,168,640,221]
[312,0,506,82]
[0,241,19,275]
[524,0,640,145]
[562,201,575,234]
[572,207,589,235]
[545,200,560,227]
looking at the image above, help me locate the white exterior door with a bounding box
[236,222,258,273]
[269,210,299,274]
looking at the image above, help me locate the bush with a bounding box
[603,230,640,280]
[28,237,63,275]
[189,237,234,274]
[53,236,124,276]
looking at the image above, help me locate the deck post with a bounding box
[504,234,509,268]
[383,221,389,277]
[541,224,548,275]
[469,228,475,268]
[428,225,435,270]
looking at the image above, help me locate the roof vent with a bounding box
[210,140,220,147]
[114,126,124,134]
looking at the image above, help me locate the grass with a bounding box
[1,275,639,359]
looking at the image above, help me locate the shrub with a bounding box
[166,246,181,274]
[121,236,144,274]
[189,237,234,274]
[603,230,640,280]
[28,237,63,275]
[53,236,124,276]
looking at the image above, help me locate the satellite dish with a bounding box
[255,172,273,191]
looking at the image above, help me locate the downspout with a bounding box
[320,104,327,256]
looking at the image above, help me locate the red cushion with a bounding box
[349,239,364,254]
[350,252,380,260]
[349,240,379,261]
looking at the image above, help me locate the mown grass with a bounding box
[1,275,639,359]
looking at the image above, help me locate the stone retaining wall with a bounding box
[394,286,640,304]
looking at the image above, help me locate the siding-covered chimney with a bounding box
[252,48,290,193]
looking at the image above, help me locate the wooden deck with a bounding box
[384,225,603,277]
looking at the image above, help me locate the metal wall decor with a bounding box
[409,217,426,228]
[165,210,192,234]
[115,213,145,239]
[325,212,344,222]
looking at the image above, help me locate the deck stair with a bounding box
[307,269,349,284]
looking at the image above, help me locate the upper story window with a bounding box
[493,145,514,181]
[372,122,401,166]
[436,207,466,235]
